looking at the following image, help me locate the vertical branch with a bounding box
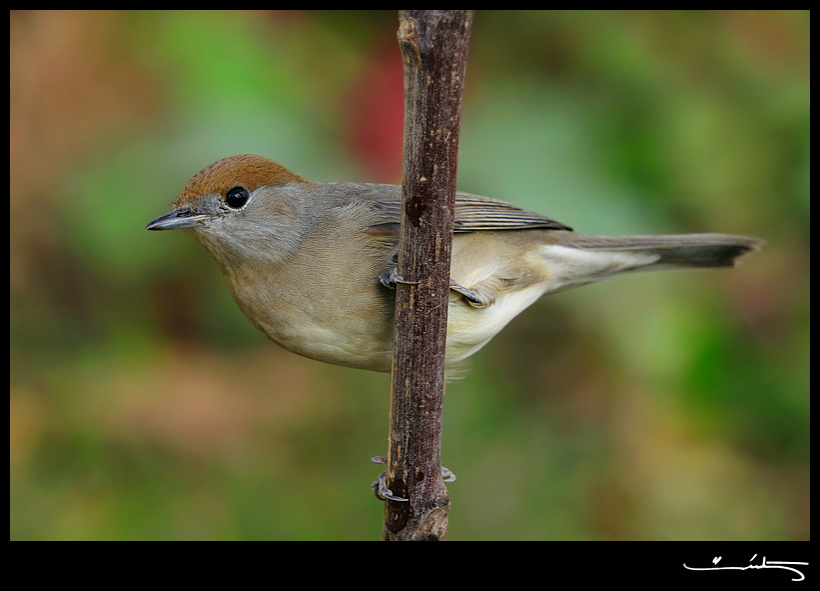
[382,10,473,541]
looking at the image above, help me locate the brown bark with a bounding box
[382,10,474,541]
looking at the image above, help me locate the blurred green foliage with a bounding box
[10,10,809,540]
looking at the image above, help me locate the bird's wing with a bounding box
[451,194,572,232]
[366,191,572,234]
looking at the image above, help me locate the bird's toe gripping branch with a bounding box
[370,456,455,502]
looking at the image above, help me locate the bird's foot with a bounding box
[370,456,456,502]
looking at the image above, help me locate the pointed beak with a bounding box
[146,208,209,231]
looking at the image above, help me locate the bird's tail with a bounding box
[538,232,762,293]
[563,233,762,270]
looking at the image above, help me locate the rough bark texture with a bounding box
[382,10,473,541]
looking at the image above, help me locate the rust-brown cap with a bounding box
[176,154,307,206]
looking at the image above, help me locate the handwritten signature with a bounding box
[684,554,808,582]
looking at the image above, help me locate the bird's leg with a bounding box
[378,268,419,289]
[379,252,488,308]
[447,279,486,306]
[378,252,419,289]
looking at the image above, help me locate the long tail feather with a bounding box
[563,233,762,269]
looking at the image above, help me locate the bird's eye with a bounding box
[225,186,250,209]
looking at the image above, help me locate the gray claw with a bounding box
[379,267,419,289]
[371,456,408,501]
[371,472,409,502]
[449,279,492,307]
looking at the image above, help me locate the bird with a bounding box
[147,154,761,372]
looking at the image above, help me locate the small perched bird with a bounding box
[147,155,761,372]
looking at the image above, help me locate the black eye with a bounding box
[225,186,250,209]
